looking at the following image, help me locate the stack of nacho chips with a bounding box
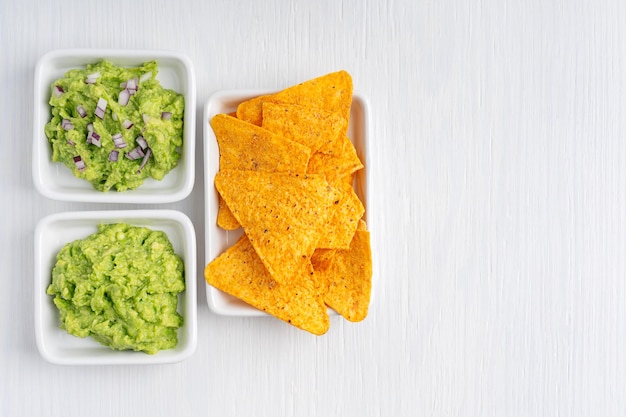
[204,71,372,335]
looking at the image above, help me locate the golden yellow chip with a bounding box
[216,195,240,230]
[320,229,372,322]
[307,135,364,183]
[236,71,353,128]
[235,95,268,126]
[207,70,371,333]
[316,181,364,250]
[211,114,312,230]
[215,169,335,285]
[341,172,356,185]
[204,234,329,335]
[261,102,347,154]
[311,248,336,271]
[211,114,311,172]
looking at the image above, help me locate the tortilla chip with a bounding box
[320,229,372,322]
[235,95,268,126]
[215,169,335,285]
[204,234,329,335]
[236,71,353,128]
[207,70,371,334]
[307,135,363,183]
[211,114,311,173]
[341,172,356,185]
[211,114,312,229]
[217,195,241,230]
[261,102,347,154]
[311,248,336,271]
[316,181,365,250]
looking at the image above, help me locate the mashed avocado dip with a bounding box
[44,60,184,191]
[47,223,185,354]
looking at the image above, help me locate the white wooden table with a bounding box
[2,0,625,415]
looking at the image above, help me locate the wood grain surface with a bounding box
[1,0,624,415]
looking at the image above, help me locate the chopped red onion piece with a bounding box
[87,123,94,132]
[86,131,101,147]
[112,133,127,148]
[108,150,119,162]
[73,156,86,171]
[119,81,127,88]
[126,77,138,91]
[118,88,130,106]
[61,119,74,130]
[139,72,152,83]
[53,85,64,97]
[135,135,148,150]
[67,139,75,146]
[85,72,100,84]
[95,98,107,119]
[137,148,152,173]
[125,146,145,160]
[76,105,87,118]
[142,113,150,124]
[161,111,172,120]
[122,119,134,129]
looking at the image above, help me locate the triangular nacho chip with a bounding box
[215,169,335,285]
[216,195,241,230]
[212,113,311,172]
[205,234,329,335]
[211,114,312,230]
[235,95,268,126]
[236,71,353,128]
[307,135,364,183]
[319,229,372,322]
[261,102,347,154]
[316,181,365,250]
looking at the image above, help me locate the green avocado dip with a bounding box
[46,223,185,354]
[44,60,184,191]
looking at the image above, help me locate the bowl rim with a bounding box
[34,209,198,365]
[32,48,196,204]
[202,89,371,317]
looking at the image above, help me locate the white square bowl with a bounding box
[34,210,197,365]
[33,49,196,203]
[202,90,370,316]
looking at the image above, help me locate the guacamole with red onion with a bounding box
[44,60,184,191]
[47,223,185,354]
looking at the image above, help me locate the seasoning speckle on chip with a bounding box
[205,71,372,334]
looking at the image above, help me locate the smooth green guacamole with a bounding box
[47,223,185,354]
[44,60,184,191]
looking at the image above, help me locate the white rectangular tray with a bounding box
[203,90,370,316]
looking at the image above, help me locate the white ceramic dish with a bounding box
[203,89,370,316]
[34,210,197,365]
[32,49,196,203]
